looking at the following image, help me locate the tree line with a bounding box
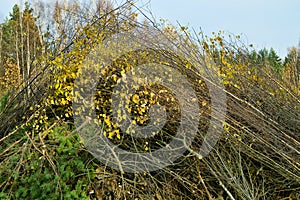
[0,2,299,98]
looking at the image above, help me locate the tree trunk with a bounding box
[26,19,31,97]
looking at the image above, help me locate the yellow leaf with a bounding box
[54,82,60,89]
[112,74,118,82]
[116,130,121,140]
[223,79,230,85]
[143,90,149,95]
[71,72,76,79]
[108,131,114,139]
[132,94,139,104]
[117,109,122,115]
[180,26,188,32]
[104,116,111,126]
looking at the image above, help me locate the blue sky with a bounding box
[1,0,300,58]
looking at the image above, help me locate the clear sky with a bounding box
[1,0,300,58]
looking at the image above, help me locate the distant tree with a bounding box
[268,48,284,75]
[284,46,300,87]
[31,0,116,53]
[258,48,269,62]
[0,2,45,96]
[249,48,283,76]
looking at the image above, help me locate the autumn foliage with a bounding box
[0,1,299,200]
